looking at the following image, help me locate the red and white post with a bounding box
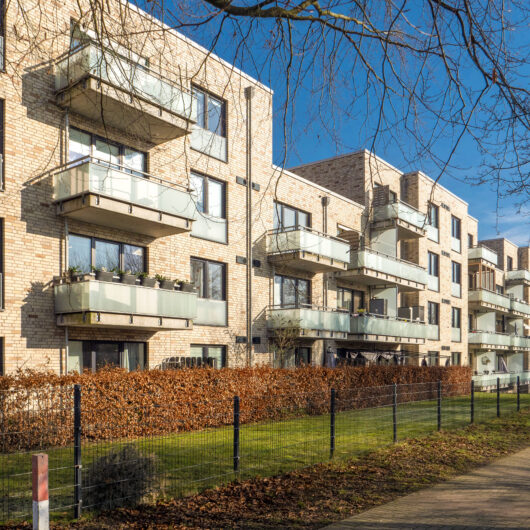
[32,454,49,530]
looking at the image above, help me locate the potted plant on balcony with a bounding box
[92,266,114,282]
[137,272,156,288]
[179,279,197,293]
[67,266,83,281]
[155,274,174,290]
[118,269,137,285]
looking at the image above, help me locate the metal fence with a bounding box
[0,376,527,523]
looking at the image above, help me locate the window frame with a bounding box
[337,287,365,313]
[273,201,311,230]
[428,301,439,325]
[190,171,227,219]
[427,203,439,228]
[191,85,227,138]
[428,251,439,277]
[68,233,146,274]
[451,261,462,285]
[507,256,513,271]
[274,274,311,308]
[190,257,227,300]
[451,307,461,329]
[190,344,227,368]
[468,234,473,248]
[451,215,461,240]
[451,352,461,366]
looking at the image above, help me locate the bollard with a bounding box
[470,380,475,424]
[32,454,49,530]
[330,388,336,459]
[392,383,397,443]
[233,396,240,472]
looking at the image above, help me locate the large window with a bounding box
[337,287,364,313]
[274,274,310,307]
[452,307,461,329]
[451,216,461,240]
[190,258,226,300]
[68,341,146,373]
[69,127,146,175]
[190,172,226,219]
[68,234,145,273]
[427,351,439,367]
[427,203,439,228]
[428,302,439,325]
[192,87,227,137]
[273,201,310,230]
[451,261,461,284]
[428,252,439,277]
[190,345,226,369]
[451,352,461,366]
[507,256,513,271]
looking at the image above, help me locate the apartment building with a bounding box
[468,238,530,385]
[0,0,528,374]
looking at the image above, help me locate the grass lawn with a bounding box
[0,390,527,524]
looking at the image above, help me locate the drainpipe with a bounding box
[321,196,329,307]
[63,111,70,376]
[244,86,254,367]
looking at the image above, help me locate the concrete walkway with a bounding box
[323,447,530,529]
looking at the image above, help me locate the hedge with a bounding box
[0,365,471,452]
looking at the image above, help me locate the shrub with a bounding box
[83,445,157,511]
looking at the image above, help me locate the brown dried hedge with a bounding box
[0,365,471,452]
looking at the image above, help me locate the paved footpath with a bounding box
[323,446,530,529]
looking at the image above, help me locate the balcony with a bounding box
[372,200,426,238]
[349,313,426,344]
[510,298,530,317]
[473,371,530,389]
[468,331,511,349]
[267,305,350,340]
[55,43,196,144]
[53,158,197,237]
[468,289,511,314]
[511,335,530,351]
[337,248,427,291]
[266,227,350,273]
[505,269,530,286]
[55,277,197,330]
[195,299,228,326]
[468,246,498,267]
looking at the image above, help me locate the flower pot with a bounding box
[159,280,175,290]
[95,271,114,282]
[180,283,197,293]
[140,276,157,288]
[120,273,137,285]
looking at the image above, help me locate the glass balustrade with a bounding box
[372,201,426,230]
[267,307,350,333]
[468,289,511,311]
[468,246,498,266]
[195,299,228,326]
[468,331,511,347]
[350,314,427,339]
[506,269,530,283]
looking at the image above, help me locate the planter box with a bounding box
[159,280,175,290]
[120,273,137,285]
[180,283,197,293]
[140,277,157,288]
[95,271,114,282]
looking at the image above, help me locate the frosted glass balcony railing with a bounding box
[451,328,461,342]
[55,43,196,121]
[506,269,530,284]
[426,324,440,340]
[53,158,198,220]
[267,228,350,263]
[350,314,427,339]
[267,306,350,333]
[195,299,228,326]
[55,279,197,319]
[451,282,462,298]
[472,372,530,388]
[349,249,428,284]
[190,127,227,162]
[511,335,530,349]
[426,225,439,243]
[468,289,511,311]
[468,331,511,347]
[191,212,228,244]
[511,298,530,316]
[469,246,498,266]
[372,200,426,230]
[427,275,439,291]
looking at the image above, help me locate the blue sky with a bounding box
[143,1,529,246]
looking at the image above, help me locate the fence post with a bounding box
[392,383,397,443]
[470,380,474,424]
[233,396,240,472]
[437,381,442,431]
[73,384,82,519]
[330,388,336,459]
[497,377,500,418]
[32,453,49,530]
[517,376,521,412]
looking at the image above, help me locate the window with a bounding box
[190,345,226,369]
[0,338,3,376]
[295,347,311,366]
[192,87,227,137]
[0,100,4,190]
[68,340,146,373]
[274,275,310,307]
[273,201,310,230]
[451,352,461,366]
[468,234,473,248]
[451,307,461,329]
[428,252,439,277]
[190,172,226,219]
[451,216,461,240]
[468,313,474,331]
[427,352,439,367]
[451,261,461,285]
[388,190,397,203]
[427,203,439,228]
[428,302,439,325]
[337,287,364,313]
[496,284,504,295]
[68,234,145,273]
[507,256,513,271]
[0,218,3,309]
[0,3,4,71]
[191,258,226,300]
[69,128,146,175]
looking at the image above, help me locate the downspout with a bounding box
[321,196,329,307]
[245,86,254,367]
[64,111,69,375]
